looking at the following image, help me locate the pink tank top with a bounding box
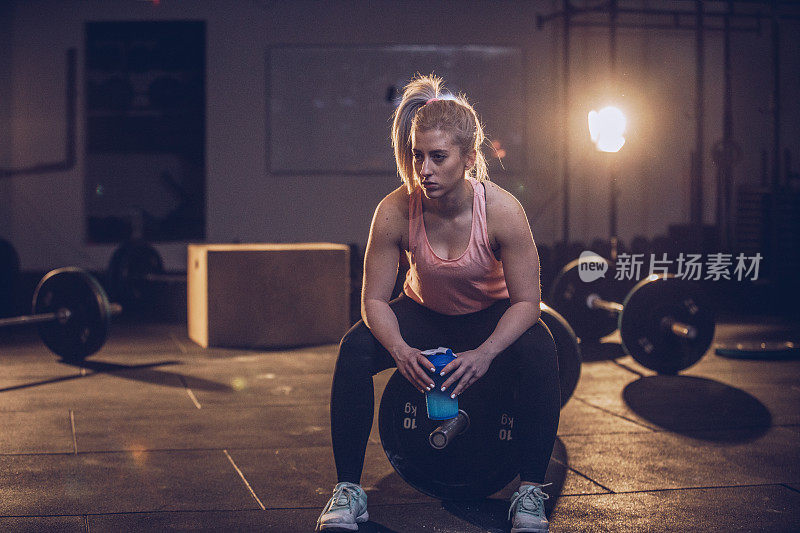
[403,178,509,315]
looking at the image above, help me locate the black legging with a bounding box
[330,294,560,485]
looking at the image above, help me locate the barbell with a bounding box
[0,267,121,361]
[549,254,716,374]
[377,302,581,500]
[107,240,185,306]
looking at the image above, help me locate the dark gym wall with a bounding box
[1,0,798,272]
[0,1,13,236]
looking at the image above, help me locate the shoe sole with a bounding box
[511,527,548,533]
[316,510,369,531]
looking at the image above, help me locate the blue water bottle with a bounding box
[422,347,459,420]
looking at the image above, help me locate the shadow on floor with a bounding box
[439,437,568,532]
[350,522,401,532]
[357,438,567,532]
[623,375,772,442]
[70,359,234,392]
[0,360,233,393]
[579,339,627,363]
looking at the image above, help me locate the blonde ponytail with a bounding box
[391,74,488,194]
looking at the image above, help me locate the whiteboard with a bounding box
[267,45,526,175]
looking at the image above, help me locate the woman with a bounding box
[316,75,560,533]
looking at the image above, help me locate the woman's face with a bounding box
[411,128,475,199]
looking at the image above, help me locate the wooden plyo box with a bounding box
[187,243,350,349]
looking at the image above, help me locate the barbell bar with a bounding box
[549,254,716,374]
[0,267,122,361]
[0,309,74,328]
[0,302,122,329]
[585,293,699,340]
[428,409,470,450]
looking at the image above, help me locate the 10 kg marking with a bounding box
[499,413,514,441]
[403,402,418,430]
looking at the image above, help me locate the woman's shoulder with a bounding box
[371,185,411,236]
[385,184,411,202]
[369,185,410,246]
[482,180,531,247]
[482,180,525,216]
[376,185,411,218]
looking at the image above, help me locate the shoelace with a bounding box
[508,483,552,520]
[325,484,361,512]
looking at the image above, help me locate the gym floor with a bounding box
[1,314,799,532]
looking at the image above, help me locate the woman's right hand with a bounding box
[391,345,436,394]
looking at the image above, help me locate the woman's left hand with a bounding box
[438,349,495,398]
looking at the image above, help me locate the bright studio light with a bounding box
[588,106,626,153]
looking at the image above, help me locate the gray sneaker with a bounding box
[508,483,551,532]
[315,482,368,532]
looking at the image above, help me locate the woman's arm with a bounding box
[440,183,541,396]
[477,184,542,354]
[362,192,436,393]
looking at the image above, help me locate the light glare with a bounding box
[597,136,626,153]
[588,106,626,153]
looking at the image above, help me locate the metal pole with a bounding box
[562,0,572,246]
[586,293,624,313]
[610,159,618,239]
[610,0,618,75]
[692,0,705,230]
[0,311,63,328]
[769,0,781,285]
[661,317,699,339]
[586,294,698,340]
[609,0,618,240]
[719,1,735,249]
[0,303,121,329]
[771,2,781,191]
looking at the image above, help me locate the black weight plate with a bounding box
[619,275,715,374]
[33,267,111,361]
[0,238,21,317]
[379,369,520,500]
[540,302,581,407]
[549,254,618,342]
[715,341,799,360]
[107,240,163,304]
